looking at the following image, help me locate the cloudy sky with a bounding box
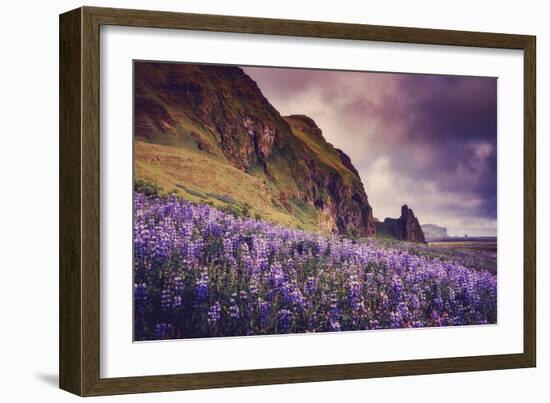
[243,66,497,237]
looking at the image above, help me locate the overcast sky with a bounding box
[243,66,497,236]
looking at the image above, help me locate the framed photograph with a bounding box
[59,6,536,396]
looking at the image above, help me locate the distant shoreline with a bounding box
[427,236,497,243]
[427,238,497,253]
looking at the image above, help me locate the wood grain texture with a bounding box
[59,6,537,396]
[59,8,82,396]
[523,38,536,367]
[81,6,102,396]
[85,6,532,49]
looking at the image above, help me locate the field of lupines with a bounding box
[134,192,497,341]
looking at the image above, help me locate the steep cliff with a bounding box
[134,62,375,236]
[376,205,426,242]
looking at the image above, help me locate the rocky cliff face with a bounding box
[134,62,376,237]
[283,115,375,237]
[134,63,286,172]
[382,205,426,242]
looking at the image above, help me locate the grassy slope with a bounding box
[137,82,223,155]
[134,64,373,235]
[285,122,358,187]
[134,105,364,234]
[135,140,324,232]
[135,115,365,234]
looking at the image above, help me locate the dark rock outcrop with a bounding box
[382,205,426,242]
[134,62,376,237]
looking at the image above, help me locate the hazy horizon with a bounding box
[244,66,497,237]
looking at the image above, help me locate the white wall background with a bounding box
[0,0,546,401]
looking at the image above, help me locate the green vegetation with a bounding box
[285,122,357,186]
[133,64,372,237]
[135,140,324,233]
[135,178,162,196]
[176,184,208,199]
[134,111,364,236]
[206,192,238,205]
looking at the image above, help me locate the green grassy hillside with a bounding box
[135,140,324,232]
[134,62,376,236]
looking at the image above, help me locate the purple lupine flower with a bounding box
[431,310,441,325]
[368,319,380,330]
[134,191,497,340]
[195,268,209,300]
[229,296,240,319]
[258,300,271,327]
[172,295,182,309]
[134,283,147,304]
[173,276,183,293]
[249,283,259,298]
[304,276,316,295]
[329,296,341,331]
[277,309,293,333]
[208,302,221,325]
[154,323,171,339]
[161,289,173,311]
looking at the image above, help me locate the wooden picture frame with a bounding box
[59,6,536,396]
